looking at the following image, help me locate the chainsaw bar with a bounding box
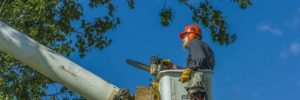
[126,59,150,72]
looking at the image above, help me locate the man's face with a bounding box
[182,34,190,49]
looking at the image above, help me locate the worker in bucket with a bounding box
[179,24,215,100]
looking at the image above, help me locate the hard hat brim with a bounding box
[179,32,186,39]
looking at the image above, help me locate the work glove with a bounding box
[180,68,192,83]
[152,82,159,89]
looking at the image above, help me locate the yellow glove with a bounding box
[152,82,159,89]
[180,68,191,83]
[152,87,160,100]
[162,59,171,64]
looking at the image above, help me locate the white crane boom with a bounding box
[0,21,119,100]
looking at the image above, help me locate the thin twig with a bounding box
[183,1,195,10]
[0,0,7,14]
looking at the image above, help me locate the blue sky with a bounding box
[68,0,300,99]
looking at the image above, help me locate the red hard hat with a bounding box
[179,24,202,39]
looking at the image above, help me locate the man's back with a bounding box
[187,39,215,70]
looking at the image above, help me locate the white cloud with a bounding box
[279,51,288,59]
[286,16,300,30]
[252,91,260,97]
[232,85,242,100]
[296,80,300,87]
[286,8,300,30]
[279,42,300,58]
[258,23,283,36]
[290,42,300,55]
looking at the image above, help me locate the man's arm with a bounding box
[205,43,215,70]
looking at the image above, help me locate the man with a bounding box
[179,24,215,100]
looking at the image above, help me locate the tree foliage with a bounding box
[0,0,251,99]
[0,0,119,99]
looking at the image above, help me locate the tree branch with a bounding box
[182,1,195,10]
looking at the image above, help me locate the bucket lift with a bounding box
[127,58,207,100]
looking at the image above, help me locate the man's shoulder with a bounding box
[190,40,209,47]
